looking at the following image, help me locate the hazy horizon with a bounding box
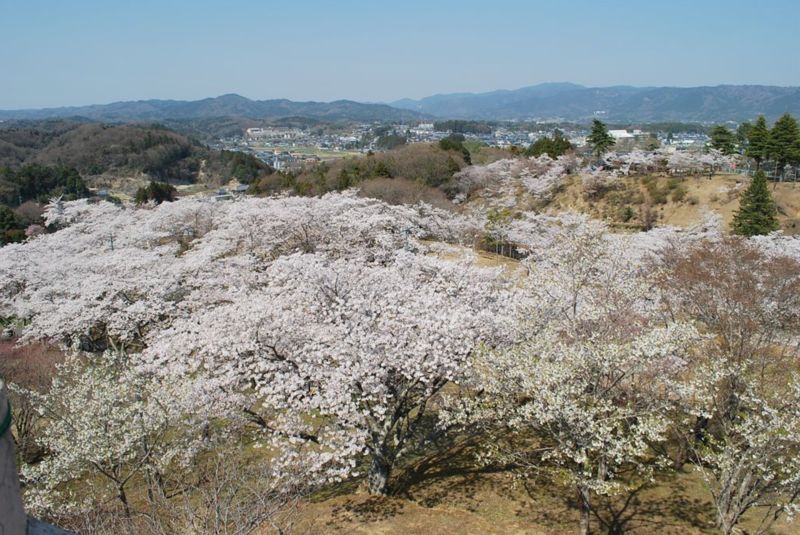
[6,81,800,112]
[2,0,799,109]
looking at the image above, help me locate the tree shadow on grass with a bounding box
[510,472,715,534]
[394,437,507,500]
[326,495,407,525]
[560,470,715,534]
[406,458,718,535]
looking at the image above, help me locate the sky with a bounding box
[1,0,799,109]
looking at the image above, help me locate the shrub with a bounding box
[525,131,574,158]
[134,181,177,205]
[671,185,687,202]
[357,178,452,210]
[439,135,472,165]
[621,205,635,222]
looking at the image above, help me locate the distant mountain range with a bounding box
[2,84,800,124]
[391,83,800,122]
[0,94,427,123]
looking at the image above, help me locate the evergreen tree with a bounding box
[709,125,736,155]
[587,119,615,157]
[0,205,18,232]
[736,121,752,151]
[525,130,574,158]
[732,170,779,236]
[439,134,472,165]
[746,115,770,170]
[643,133,660,151]
[135,181,177,205]
[767,113,800,179]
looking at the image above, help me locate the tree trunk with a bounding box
[672,439,688,470]
[118,485,132,518]
[717,515,734,535]
[715,492,738,535]
[578,485,591,535]
[367,455,392,495]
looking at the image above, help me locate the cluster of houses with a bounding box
[211,121,711,171]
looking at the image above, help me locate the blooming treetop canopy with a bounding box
[3,192,798,349]
[0,193,519,486]
[0,193,483,345]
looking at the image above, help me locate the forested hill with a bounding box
[0,94,427,123]
[391,83,800,122]
[0,120,271,184]
[0,120,273,243]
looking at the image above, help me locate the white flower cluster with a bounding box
[454,155,571,209]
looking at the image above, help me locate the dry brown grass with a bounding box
[286,459,798,535]
[542,174,800,234]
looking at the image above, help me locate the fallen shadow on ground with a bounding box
[393,436,715,534]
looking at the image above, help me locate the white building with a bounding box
[609,129,634,140]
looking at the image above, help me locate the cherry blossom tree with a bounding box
[10,350,221,518]
[1,194,514,498]
[605,149,667,175]
[666,149,739,176]
[685,357,800,535]
[5,185,800,532]
[143,251,515,495]
[654,237,800,534]
[0,194,482,349]
[452,155,570,209]
[447,216,697,535]
[581,169,621,199]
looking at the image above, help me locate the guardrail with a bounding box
[0,380,72,535]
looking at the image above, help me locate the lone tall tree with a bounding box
[746,115,770,170]
[732,170,779,236]
[587,119,615,157]
[767,113,800,180]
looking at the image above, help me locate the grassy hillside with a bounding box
[544,173,800,235]
[257,140,508,205]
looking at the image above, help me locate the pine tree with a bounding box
[587,119,615,157]
[767,113,800,180]
[745,115,769,170]
[709,125,736,155]
[736,121,751,151]
[732,170,779,236]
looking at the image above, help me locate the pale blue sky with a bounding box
[1,0,798,109]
